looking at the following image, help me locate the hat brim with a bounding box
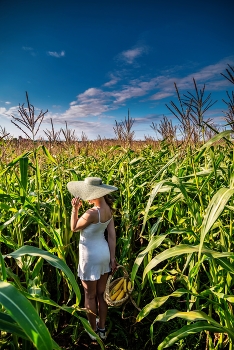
[67,181,118,200]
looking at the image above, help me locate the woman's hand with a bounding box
[110,258,117,273]
[71,197,82,210]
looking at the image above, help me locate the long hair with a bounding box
[104,194,115,213]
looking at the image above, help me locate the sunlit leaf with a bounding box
[4,245,81,302]
[0,281,53,350]
[199,188,234,258]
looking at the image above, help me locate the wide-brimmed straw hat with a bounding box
[67,177,118,200]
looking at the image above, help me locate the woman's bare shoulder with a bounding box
[82,207,97,220]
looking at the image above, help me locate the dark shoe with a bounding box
[97,326,107,340]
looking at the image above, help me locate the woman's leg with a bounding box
[96,273,109,329]
[81,280,97,330]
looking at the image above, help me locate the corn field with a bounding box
[1,68,234,349]
[0,130,234,350]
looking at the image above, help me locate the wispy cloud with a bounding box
[57,56,234,128]
[5,101,11,105]
[150,92,174,101]
[47,50,65,58]
[146,57,234,102]
[134,114,163,124]
[174,57,234,91]
[22,46,36,56]
[103,74,120,87]
[118,46,148,64]
[2,53,233,140]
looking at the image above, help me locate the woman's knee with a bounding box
[96,290,106,302]
[84,290,96,301]
[82,280,97,300]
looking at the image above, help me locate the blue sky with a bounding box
[0,0,233,140]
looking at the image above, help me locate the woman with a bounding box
[67,177,118,340]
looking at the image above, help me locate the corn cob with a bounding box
[127,281,132,291]
[110,277,124,295]
[110,289,121,301]
[115,289,125,301]
[123,278,127,292]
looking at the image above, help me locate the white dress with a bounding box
[78,208,112,281]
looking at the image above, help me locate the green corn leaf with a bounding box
[129,156,145,165]
[151,154,178,183]
[79,316,105,350]
[0,307,61,350]
[21,291,84,314]
[157,321,232,349]
[143,244,198,280]
[6,268,25,292]
[0,202,16,211]
[0,151,32,176]
[51,340,62,350]
[155,309,221,327]
[4,245,81,303]
[0,252,7,281]
[41,145,58,164]
[199,187,234,259]
[155,274,175,283]
[217,257,234,274]
[136,289,188,322]
[226,204,234,212]
[0,208,26,231]
[195,130,233,162]
[140,180,166,236]
[143,244,234,281]
[0,281,53,350]
[211,292,234,304]
[155,309,234,346]
[131,233,167,282]
[0,311,28,339]
[19,157,29,192]
[171,176,196,220]
[31,257,44,279]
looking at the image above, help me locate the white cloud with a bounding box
[175,57,234,91]
[2,56,231,140]
[144,57,234,102]
[0,107,7,114]
[60,58,234,123]
[47,50,65,58]
[63,88,112,119]
[118,46,148,64]
[42,113,116,140]
[150,92,174,101]
[1,106,19,117]
[112,86,146,104]
[103,75,120,87]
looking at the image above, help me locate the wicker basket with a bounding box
[104,265,133,307]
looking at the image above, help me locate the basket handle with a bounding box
[110,264,129,279]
